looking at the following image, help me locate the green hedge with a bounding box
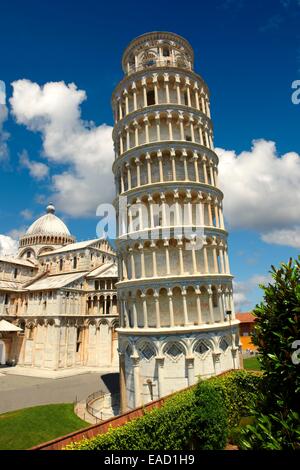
[209,370,261,428]
[65,371,260,451]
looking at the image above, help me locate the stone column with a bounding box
[141,292,148,328]
[157,150,163,181]
[214,199,220,227]
[133,120,139,147]
[203,242,209,273]
[126,162,132,190]
[155,112,160,141]
[135,158,141,186]
[163,239,171,275]
[139,243,145,278]
[153,290,161,328]
[144,115,149,143]
[146,152,152,184]
[182,287,189,325]
[132,82,137,111]
[179,112,185,140]
[177,238,184,274]
[167,111,173,140]
[150,241,157,277]
[167,288,175,327]
[195,287,202,324]
[218,287,224,322]
[207,197,213,226]
[202,156,208,184]
[193,152,199,182]
[131,355,141,408]
[164,73,170,103]
[171,149,177,179]
[182,149,189,180]
[153,74,158,104]
[156,356,165,398]
[119,352,128,413]
[207,287,214,323]
[175,74,181,104]
[132,299,138,328]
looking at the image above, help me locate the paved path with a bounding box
[0,372,119,414]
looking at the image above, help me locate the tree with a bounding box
[240,257,300,449]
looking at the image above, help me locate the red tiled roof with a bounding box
[236,312,255,323]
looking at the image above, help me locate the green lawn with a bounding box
[243,356,261,371]
[0,403,88,450]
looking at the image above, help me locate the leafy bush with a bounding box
[209,370,261,428]
[240,258,300,449]
[239,411,300,450]
[190,380,228,450]
[65,371,258,451]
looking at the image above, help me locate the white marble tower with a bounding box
[112,32,240,411]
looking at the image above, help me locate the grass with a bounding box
[243,356,261,371]
[0,403,88,450]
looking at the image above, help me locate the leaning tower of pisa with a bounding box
[112,32,240,411]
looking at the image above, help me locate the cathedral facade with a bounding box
[0,204,119,370]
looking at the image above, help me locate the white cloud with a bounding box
[216,139,300,248]
[10,80,114,217]
[19,150,49,180]
[261,226,300,248]
[0,234,18,257]
[0,80,9,163]
[233,274,271,311]
[20,209,33,220]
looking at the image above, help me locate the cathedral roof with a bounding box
[39,239,101,256]
[25,271,88,290]
[87,261,118,278]
[26,204,71,238]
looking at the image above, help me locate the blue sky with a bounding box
[0,0,299,310]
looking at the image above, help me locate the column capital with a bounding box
[152,73,158,82]
[141,76,147,86]
[145,152,151,160]
[163,72,169,82]
[157,149,162,158]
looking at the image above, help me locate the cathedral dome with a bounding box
[19,204,75,257]
[26,204,71,237]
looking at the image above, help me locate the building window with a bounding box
[185,135,192,142]
[14,268,18,279]
[76,328,82,353]
[4,294,9,305]
[184,91,188,106]
[59,259,63,271]
[162,47,169,57]
[147,90,155,106]
[27,251,31,258]
[95,280,99,290]
[73,257,77,269]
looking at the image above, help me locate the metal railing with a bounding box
[86,390,120,421]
